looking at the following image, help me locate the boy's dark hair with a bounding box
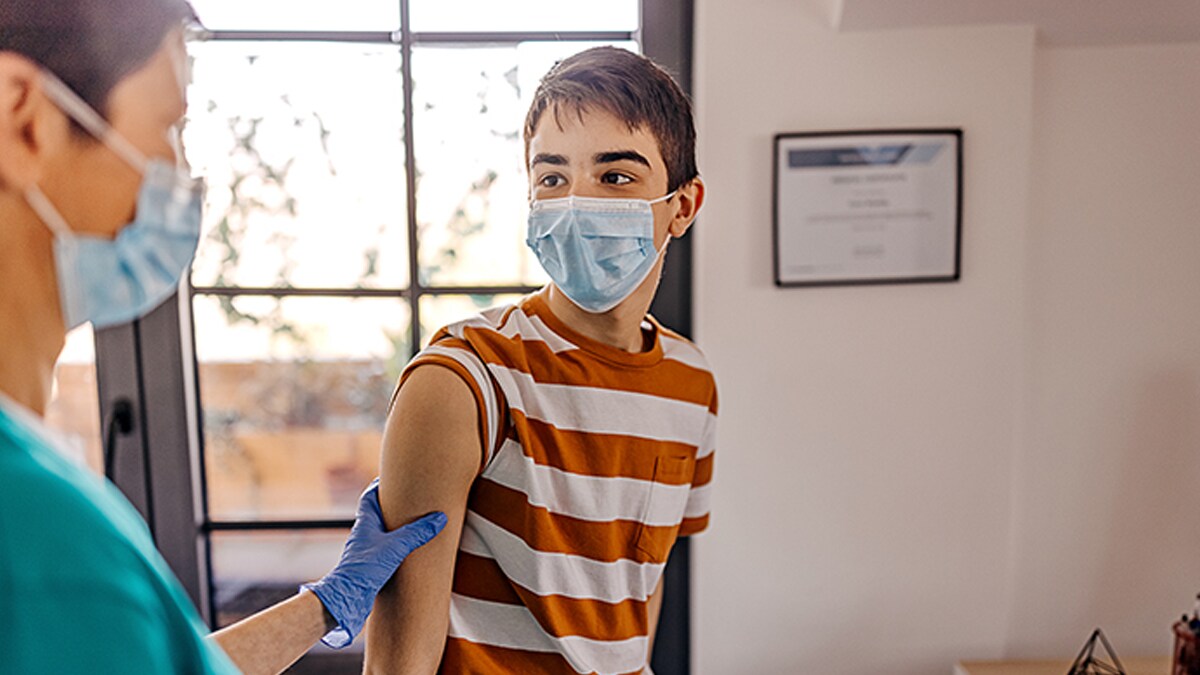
[0,0,197,119]
[524,46,698,193]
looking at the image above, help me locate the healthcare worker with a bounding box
[0,1,446,673]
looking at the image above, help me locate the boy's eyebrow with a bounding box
[595,150,651,167]
[530,153,568,168]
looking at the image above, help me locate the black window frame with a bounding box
[96,1,696,671]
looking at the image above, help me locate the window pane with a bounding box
[410,0,638,33]
[413,42,637,287]
[419,293,527,347]
[194,295,409,521]
[190,0,399,32]
[210,529,349,628]
[186,41,408,290]
[45,325,102,475]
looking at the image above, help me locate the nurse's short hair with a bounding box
[0,0,197,119]
[523,46,699,194]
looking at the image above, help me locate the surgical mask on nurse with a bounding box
[526,191,674,314]
[23,70,203,331]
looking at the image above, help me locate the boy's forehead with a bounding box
[528,105,666,169]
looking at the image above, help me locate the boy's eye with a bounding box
[601,172,633,186]
[538,174,565,188]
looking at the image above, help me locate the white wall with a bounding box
[1007,41,1200,656]
[691,2,1200,672]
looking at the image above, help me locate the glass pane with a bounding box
[194,295,410,521]
[419,293,527,348]
[413,42,637,287]
[185,41,408,290]
[411,0,638,33]
[210,529,349,628]
[45,325,102,475]
[190,0,400,32]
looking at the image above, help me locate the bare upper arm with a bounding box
[364,364,483,674]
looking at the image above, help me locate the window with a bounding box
[95,2,695,672]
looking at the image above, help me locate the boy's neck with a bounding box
[545,284,656,353]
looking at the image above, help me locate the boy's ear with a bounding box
[0,54,61,192]
[667,177,705,238]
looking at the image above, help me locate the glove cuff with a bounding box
[300,581,355,649]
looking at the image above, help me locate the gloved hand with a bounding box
[301,479,446,648]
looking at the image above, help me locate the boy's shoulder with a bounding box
[434,295,583,357]
[433,295,570,350]
[430,294,716,390]
[649,316,715,375]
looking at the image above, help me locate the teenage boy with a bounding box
[365,46,717,674]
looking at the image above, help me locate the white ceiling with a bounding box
[829,0,1200,46]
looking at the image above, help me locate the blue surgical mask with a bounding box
[24,71,203,331]
[526,192,674,314]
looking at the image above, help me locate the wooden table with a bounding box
[954,657,1171,675]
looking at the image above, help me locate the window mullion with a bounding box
[199,30,398,43]
[399,0,423,358]
[410,30,635,44]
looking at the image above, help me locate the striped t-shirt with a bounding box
[400,290,717,674]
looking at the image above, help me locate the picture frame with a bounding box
[772,128,963,287]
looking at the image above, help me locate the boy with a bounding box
[365,46,716,674]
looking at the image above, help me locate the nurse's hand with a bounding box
[301,479,447,648]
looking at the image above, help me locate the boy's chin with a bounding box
[549,281,660,318]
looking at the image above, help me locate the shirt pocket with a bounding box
[633,454,694,563]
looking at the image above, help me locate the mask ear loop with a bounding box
[24,185,74,240]
[650,189,680,256]
[38,71,148,175]
[648,190,678,205]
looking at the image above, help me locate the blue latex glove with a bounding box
[301,479,446,648]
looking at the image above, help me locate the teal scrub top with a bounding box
[0,397,239,674]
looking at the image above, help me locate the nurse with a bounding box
[0,1,444,673]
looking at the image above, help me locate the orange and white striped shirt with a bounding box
[399,290,717,674]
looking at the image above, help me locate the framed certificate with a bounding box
[773,129,963,287]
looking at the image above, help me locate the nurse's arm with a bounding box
[364,365,482,674]
[210,590,334,675]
